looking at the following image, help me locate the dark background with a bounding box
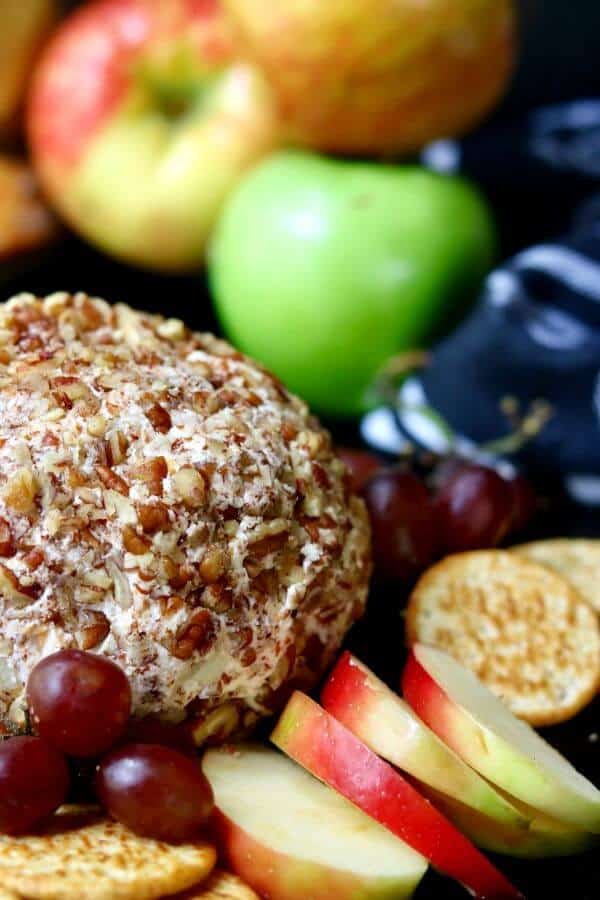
[4,3,600,898]
[5,0,600,308]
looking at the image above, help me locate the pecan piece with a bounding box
[96,465,129,496]
[106,430,129,466]
[172,466,206,508]
[248,531,289,557]
[137,501,170,534]
[201,583,233,613]
[78,611,110,650]
[0,563,38,604]
[146,402,172,433]
[199,546,228,584]
[122,525,151,555]
[312,462,331,490]
[159,595,185,617]
[133,456,167,496]
[190,703,240,747]
[0,518,15,557]
[50,376,92,407]
[23,548,44,570]
[172,609,216,660]
[4,468,39,516]
[165,560,196,590]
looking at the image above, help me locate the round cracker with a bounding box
[513,539,600,614]
[406,551,600,726]
[0,806,216,900]
[171,869,259,899]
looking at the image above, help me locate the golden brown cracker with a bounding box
[406,551,600,725]
[0,806,216,900]
[170,869,260,899]
[513,539,600,614]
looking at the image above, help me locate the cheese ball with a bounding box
[0,293,371,743]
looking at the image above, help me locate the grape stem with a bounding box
[372,354,553,459]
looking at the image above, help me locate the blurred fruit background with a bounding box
[1,0,598,416]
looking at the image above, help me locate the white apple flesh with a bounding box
[403,644,600,834]
[203,744,428,900]
[321,652,529,829]
[28,0,279,271]
[272,691,522,899]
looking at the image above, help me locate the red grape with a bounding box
[27,650,131,758]
[435,464,513,553]
[337,448,382,493]
[96,743,214,842]
[0,736,69,834]
[509,473,537,533]
[363,469,438,580]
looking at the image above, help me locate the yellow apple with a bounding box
[0,1,56,143]
[224,0,516,155]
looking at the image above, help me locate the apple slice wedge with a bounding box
[402,644,600,833]
[202,744,428,900]
[424,785,597,858]
[322,652,528,830]
[272,692,522,899]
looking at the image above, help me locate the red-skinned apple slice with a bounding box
[203,744,428,900]
[403,644,600,833]
[322,652,528,829]
[271,692,522,899]
[424,786,597,858]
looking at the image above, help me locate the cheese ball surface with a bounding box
[0,293,371,742]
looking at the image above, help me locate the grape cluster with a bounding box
[0,650,213,840]
[339,449,537,582]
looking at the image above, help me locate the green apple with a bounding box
[28,0,280,271]
[209,151,495,417]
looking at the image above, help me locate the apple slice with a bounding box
[272,692,521,899]
[322,652,528,829]
[402,644,600,833]
[424,785,597,858]
[203,744,428,900]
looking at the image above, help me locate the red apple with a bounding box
[223,0,516,155]
[322,652,528,829]
[28,0,280,271]
[402,644,600,833]
[272,692,522,899]
[203,744,428,900]
[0,1,56,143]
